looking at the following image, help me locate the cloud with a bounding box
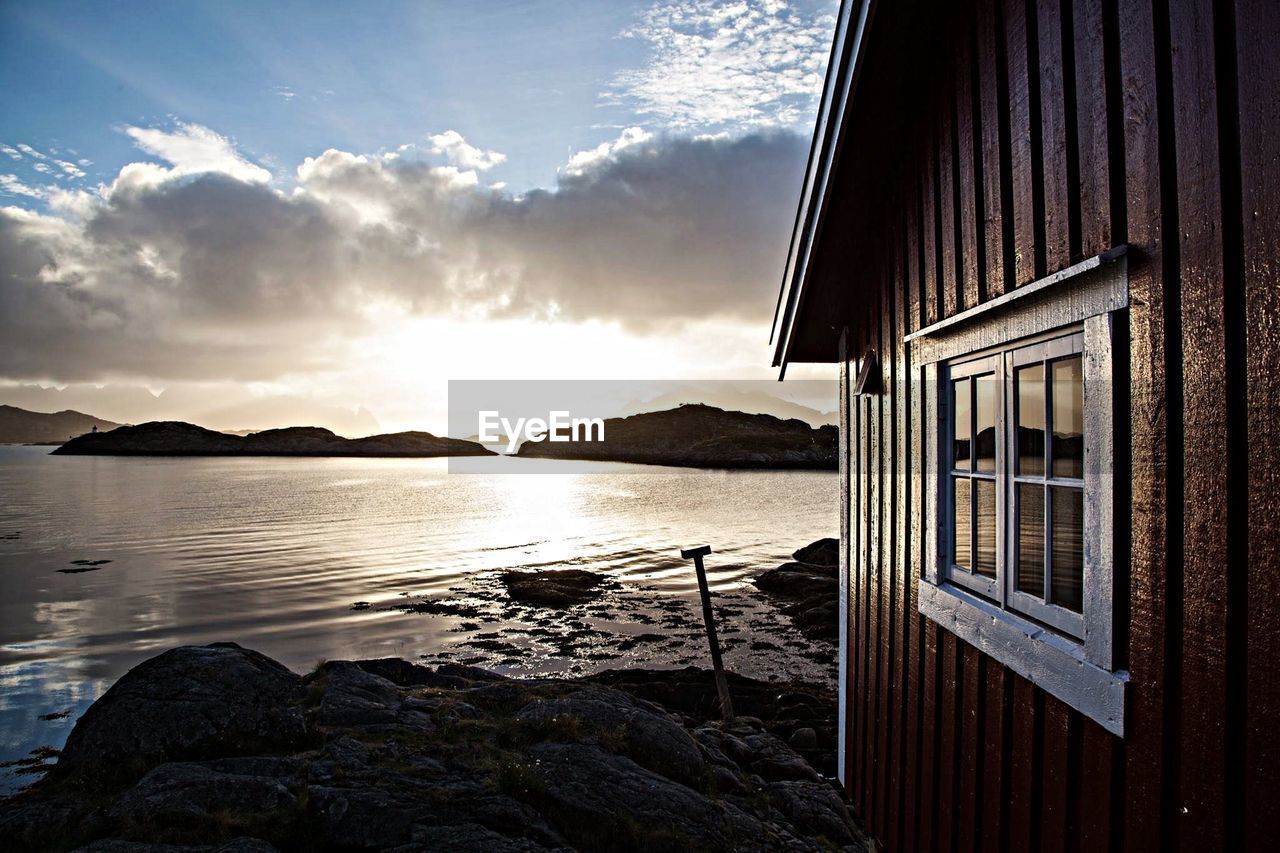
[564,126,652,176]
[0,178,358,383]
[607,0,835,130]
[16,143,48,160]
[53,159,86,178]
[1,145,22,161]
[123,122,272,184]
[473,131,806,324]
[427,130,507,171]
[0,127,807,384]
[0,174,51,200]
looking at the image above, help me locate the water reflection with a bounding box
[0,447,836,792]
[1050,487,1084,611]
[974,479,996,577]
[1017,484,1045,595]
[953,478,970,570]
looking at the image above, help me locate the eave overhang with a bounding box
[769,0,877,376]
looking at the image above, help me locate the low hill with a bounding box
[0,405,122,444]
[515,403,837,469]
[51,421,495,458]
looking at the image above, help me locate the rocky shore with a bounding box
[365,548,840,687]
[753,538,840,643]
[1,643,866,852]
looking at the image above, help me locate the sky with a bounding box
[0,0,839,434]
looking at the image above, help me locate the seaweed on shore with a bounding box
[57,559,112,574]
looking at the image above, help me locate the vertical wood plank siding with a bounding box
[1237,0,1280,846]
[834,0,1278,849]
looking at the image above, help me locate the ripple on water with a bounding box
[0,446,836,794]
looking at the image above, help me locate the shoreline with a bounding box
[0,538,842,797]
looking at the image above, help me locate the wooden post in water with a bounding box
[680,545,735,721]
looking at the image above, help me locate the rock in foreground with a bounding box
[791,538,839,569]
[500,569,607,607]
[754,539,841,643]
[52,422,495,457]
[2,643,866,852]
[53,643,308,790]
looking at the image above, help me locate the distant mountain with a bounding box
[953,426,1082,472]
[52,422,495,458]
[0,384,381,436]
[0,405,122,444]
[619,386,836,426]
[515,403,837,469]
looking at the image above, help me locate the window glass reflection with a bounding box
[1017,483,1044,595]
[953,477,971,570]
[975,374,996,473]
[1052,356,1084,479]
[975,479,996,578]
[1051,487,1084,611]
[953,378,970,470]
[1016,363,1045,476]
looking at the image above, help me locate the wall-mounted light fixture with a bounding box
[854,348,879,395]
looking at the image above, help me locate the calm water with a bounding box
[0,445,836,792]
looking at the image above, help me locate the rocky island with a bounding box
[515,404,837,470]
[1,643,867,852]
[52,422,495,458]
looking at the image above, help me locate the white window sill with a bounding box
[906,249,1128,366]
[918,577,1127,736]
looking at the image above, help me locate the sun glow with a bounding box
[317,311,834,434]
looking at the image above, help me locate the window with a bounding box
[942,330,1086,639]
[909,252,1128,736]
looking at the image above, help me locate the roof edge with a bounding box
[770,0,877,372]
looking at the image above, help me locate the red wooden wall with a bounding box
[829,0,1280,849]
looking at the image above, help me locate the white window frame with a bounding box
[942,350,1003,602]
[1003,331,1088,636]
[906,250,1129,736]
[942,329,1090,638]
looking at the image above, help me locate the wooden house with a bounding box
[770,0,1278,849]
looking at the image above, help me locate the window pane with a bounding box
[953,378,970,470]
[1016,363,1045,476]
[975,478,997,578]
[1052,356,1084,479]
[1051,487,1084,612]
[975,374,996,473]
[1017,483,1045,596]
[953,477,971,570]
